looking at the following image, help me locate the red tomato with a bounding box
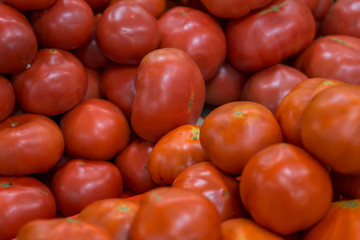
[60,99,130,161]
[240,143,333,235]
[12,48,87,116]
[82,67,103,101]
[100,63,137,120]
[200,101,283,175]
[200,0,273,18]
[4,0,56,10]
[298,0,319,11]
[17,217,112,240]
[294,35,360,84]
[114,139,159,194]
[0,75,15,122]
[108,0,166,18]
[0,114,64,176]
[0,3,37,74]
[78,198,140,240]
[31,0,94,50]
[173,162,245,221]
[51,158,123,216]
[331,171,360,199]
[302,84,360,174]
[131,48,205,142]
[226,0,316,72]
[0,176,57,240]
[96,1,160,64]
[148,124,209,185]
[241,64,308,115]
[130,187,221,240]
[313,0,333,20]
[205,62,248,106]
[158,6,226,80]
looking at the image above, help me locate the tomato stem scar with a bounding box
[259,1,288,15]
[0,182,13,188]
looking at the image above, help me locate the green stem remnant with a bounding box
[259,1,288,15]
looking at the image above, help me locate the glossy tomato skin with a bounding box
[131,48,205,142]
[158,6,226,80]
[96,1,160,64]
[0,176,57,240]
[31,0,94,50]
[0,3,37,74]
[114,140,159,194]
[60,99,130,161]
[302,84,360,174]
[276,78,345,147]
[241,64,308,115]
[130,187,222,240]
[0,114,64,176]
[17,217,112,240]
[0,75,15,122]
[82,67,103,101]
[12,48,88,116]
[78,198,140,240]
[108,0,166,18]
[51,158,123,216]
[200,101,283,175]
[294,35,360,84]
[313,0,333,20]
[173,162,245,221]
[240,143,333,235]
[226,0,316,72]
[4,0,56,10]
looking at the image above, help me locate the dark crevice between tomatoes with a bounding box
[0,182,13,188]
[259,1,288,15]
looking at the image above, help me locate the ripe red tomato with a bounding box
[0,114,64,176]
[0,176,57,240]
[200,101,283,175]
[158,6,226,80]
[240,143,333,235]
[60,99,130,161]
[0,3,37,74]
[108,0,166,18]
[226,0,316,72]
[96,1,160,64]
[313,0,333,20]
[131,48,205,142]
[4,0,56,10]
[12,48,88,116]
[82,67,103,101]
[0,75,15,122]
[51,158,124,216]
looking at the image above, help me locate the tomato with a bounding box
[200,0,273,18]
[82,67,103,101]
[4,0,56,10]
[114,139,159,194]
[0,176,57,240]
[331,171,360,199]
[298,0,319,11]
[12,48,87,116]
[200,101,283,175]
[148,124,209,185]
[205,62,248,106]
[276,78,345,147]
[0,3,37,74]
[100,63,137,120]
[294,35,360,84]
[313,0,332,20]
[303,199,360,240]
[31,0,94,50]
[321,0,360,38]
[226,0,316,72]
[108,0,166,18]
[51,158,123,216]
[221,218,285,240]
[302,84,360,174]
[96,1,160,64]
[78,198,139,240]
[0,75,15,122]
[17,217,112,240]
[130,187,221,240]
[0,114,64,176]
[241,64,308,115]
[240,143,333,235]
[131,48,205,142]
[172,162,245,221]
[60,99,130,161]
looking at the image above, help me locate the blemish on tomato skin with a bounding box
[117,205,130,212]
[151,189,163,202]
[235,111,244,118]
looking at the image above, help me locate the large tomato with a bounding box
[108,0,166,18]
[60,99,130,161]
[226,0,316,72]
[0,75,15,122]
[240,143,333,235]
[131,48,205,142]
[200,101,283,175]
[4,0,56,10]
[0,3,37,74]
[0,176,57,240]
[0,114,64,176]
[12,48,88,116]
[313,0,333,20]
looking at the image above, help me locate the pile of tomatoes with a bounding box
[1,0,360,239]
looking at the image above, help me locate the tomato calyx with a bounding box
[0,182,13,188]
[259,1,288,15]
